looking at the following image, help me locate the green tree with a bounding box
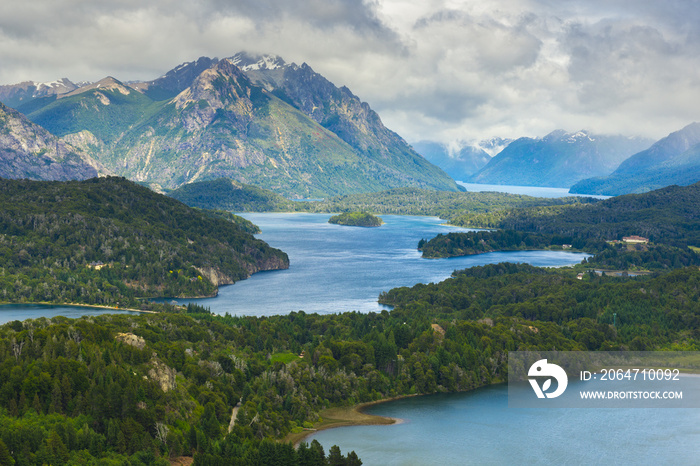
[0,439,14,466]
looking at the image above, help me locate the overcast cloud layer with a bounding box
[1,0,698,144]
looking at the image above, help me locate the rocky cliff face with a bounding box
[148,358,178,392]
[0,102,104,180]
[196,245,289,288]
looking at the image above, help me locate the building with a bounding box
[622,235,649,244]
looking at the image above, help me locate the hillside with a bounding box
[0,101,103,181]
[468,130,652,188]
[0,177,288,305]
[571,123,700,195]
[4,54,459,198]
[168,178,294,211]
[4,260,700,463]
[230,53,457,193]
[419,182,700,274]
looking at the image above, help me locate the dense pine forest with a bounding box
[0,177,288,308]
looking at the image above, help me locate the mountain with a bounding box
[0,78,78,109]
[468,130,653,188]
[3,54,458,198]
[130,56,220,100]
[570,123,700,195]
[411,141,491,181]
[26,76,167,145]
[0,101,103,180]
[226,52,458,195]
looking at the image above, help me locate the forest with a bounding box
[328,212,383,227]
[449,182,700,248]
[1,259,699,464]
[418,182,700,271]
[1,179,699,464]
[0,177,288,308]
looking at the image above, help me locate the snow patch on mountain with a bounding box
[228,53,288,71]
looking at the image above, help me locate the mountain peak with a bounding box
[541,129,594,144]
[60,77,132,99]
[228,52,289,71]
[131,56,219,101]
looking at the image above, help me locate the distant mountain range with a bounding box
[411,139,512,182]
[0,78,80,109]
[570,123,700,195]
[467,130,653,188]
[0,101,103,181]
[0,53,458,198]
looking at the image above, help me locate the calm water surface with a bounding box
[458,182,611,199]
[165,214,590,316]
[2,213,589,322]
[311,384,700,466]
[0,304,139,325]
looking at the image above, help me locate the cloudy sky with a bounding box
[1,0,698,144]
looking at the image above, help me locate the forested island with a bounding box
[328,212,383,227]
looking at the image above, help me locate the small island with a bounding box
[328,211,384,227]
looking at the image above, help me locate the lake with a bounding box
[1,213,589,322]
[0,304,140,325]
[457,182,611,200]
[310,383,700,465]
[163,213,590,316]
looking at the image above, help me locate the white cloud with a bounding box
[0,0,698,143]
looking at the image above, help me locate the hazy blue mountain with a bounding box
[571,123,700,195]
[412,141,492,181]
[468,130,652,188]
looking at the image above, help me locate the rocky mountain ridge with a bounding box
[0,101,104,181]
[0,53,458,197]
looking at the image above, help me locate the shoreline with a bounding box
[285,394,414,447]
[0,301,157,314]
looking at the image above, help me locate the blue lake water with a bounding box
[458,182,611,200]
[1,213,588,322]
[0,304,139,325]
[164,213,590,316]
[310,384,700,466]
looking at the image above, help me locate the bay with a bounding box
[165,213,590,316]
[0,304,140,325]
[310,384,700,465]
